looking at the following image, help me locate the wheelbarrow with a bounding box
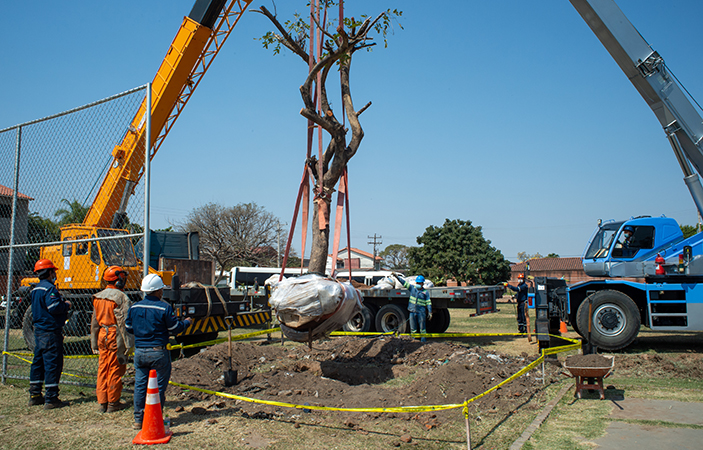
[562,355,614,400]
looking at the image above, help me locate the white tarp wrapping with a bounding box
[372,274,434,290]
[269,273,362,342]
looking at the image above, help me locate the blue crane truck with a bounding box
[533,0,703,351]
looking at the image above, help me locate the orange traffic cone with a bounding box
[133,369,172,445]
[559,321,568,334]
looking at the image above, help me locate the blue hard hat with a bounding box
[416,275,425,284]
[623,225,634,233]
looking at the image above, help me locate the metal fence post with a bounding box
[0,85,147,384]
[2,126,21,384]
[143,83,152,282]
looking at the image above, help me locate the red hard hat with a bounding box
[103,266,126,282]
[34,259,58,272]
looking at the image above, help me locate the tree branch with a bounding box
[256,6,310,62]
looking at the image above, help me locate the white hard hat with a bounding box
[141,273,167,293]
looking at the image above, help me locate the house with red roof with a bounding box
[337,247,382,270]
[0,184,34,293]
[509,257,588,284]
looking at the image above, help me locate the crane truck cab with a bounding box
[582,216,688,278]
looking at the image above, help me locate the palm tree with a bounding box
[54,198,89,226]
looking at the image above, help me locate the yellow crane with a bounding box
[19,0,257,343]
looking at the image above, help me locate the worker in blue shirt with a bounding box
[505,273,528,333]
[126,274,192,430]
[29,259,72,409]
[393,273,432,342]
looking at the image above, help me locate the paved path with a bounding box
[587,398,703,449]
[511,388,703,449]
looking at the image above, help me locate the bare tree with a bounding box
[257,3,401,274]
[517,251,544,262]
[379,244,410,271]
[176,202,280,278]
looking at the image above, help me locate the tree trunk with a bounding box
[309,202,330,274]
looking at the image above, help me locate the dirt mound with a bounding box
[169,336,562,419]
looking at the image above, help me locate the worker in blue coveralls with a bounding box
[29,259,72,409]
[126,274,192,430]
[504,273,528,333]
[392,273,432,342]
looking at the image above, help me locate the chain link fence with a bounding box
[1,85,149,384]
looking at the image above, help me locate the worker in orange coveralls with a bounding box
[91,266,134,413]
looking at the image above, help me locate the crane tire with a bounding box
[576,290,640,350]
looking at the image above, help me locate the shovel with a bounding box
[224,316,238,386]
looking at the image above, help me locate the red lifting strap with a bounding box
[280,0,350,281]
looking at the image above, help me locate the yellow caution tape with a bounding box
[168,380,463,413]
[3,350,97,359]
[168,332,581,414]
[5,331,582,412]
[169,328,281,351]
[2,351,95,380]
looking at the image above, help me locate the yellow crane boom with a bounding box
[83,0,253,229]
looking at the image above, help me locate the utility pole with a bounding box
[276,221,287,267]
[367,234,382,270]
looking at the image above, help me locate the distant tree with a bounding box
[26,212,61,270]
[408,219,511,285]
[286,255,302,268]
[680,224,699,239]
[546,253,559,258]
[27,212,60,243]
[379,244,410,271]
[517,251,544,262]
[54,198,89,225]
[176,202,280,277]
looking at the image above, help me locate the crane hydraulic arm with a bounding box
[83,0,253,230]
[570,0,703,217]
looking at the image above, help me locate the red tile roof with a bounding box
[338,247,382,261]
[511,257,583,272]
[0,184,33,200]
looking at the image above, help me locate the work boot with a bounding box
[97,403,108,413]
[28,395,45,406]
[107,402,128,413]
[44,398,69,410]
[133,421,142,430]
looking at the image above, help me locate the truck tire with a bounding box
[343,305,375,332]
[22,306,82,352]
[427,308,450,333]
[375,304,408,333]
[9,293,30,329]
[576,290,640,350]
[22,307,35,351]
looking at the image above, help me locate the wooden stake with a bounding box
[464,400,472,449]
[525,302,532,342]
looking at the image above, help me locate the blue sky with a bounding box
[2,0,703,262]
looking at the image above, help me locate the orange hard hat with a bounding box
[103,266,126,282]
[517,273,525,279]
[34,259,58,272]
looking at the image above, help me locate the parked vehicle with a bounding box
[533,0,703,350]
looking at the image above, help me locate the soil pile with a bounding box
[565,354,612,368]
[169,336,562,418]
